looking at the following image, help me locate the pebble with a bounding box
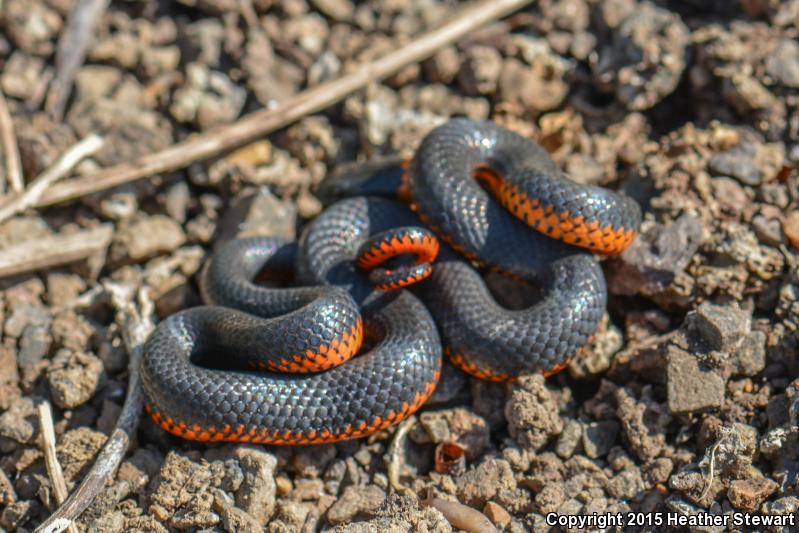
[504,375,564,450]
[483,501,511,529]
[0,499,36,531]
[111,214,186,264]
[666,346,725,413]
[325,484,385,525]
[751,213,784,246]
[554,419,583,459]
[56,427,107,484]
[685,301,750,353]
[765,38,799,88]
[783,210,799,249]
[457,46,502,96]
[215,187,297,249]
[727,478,778,512]
[412,408,490,461]
[45,272,87,307]
[233,446,278,525]
[457,457,517,509]
[582,421,620,459]
[0,346,21,410]
[18,323,52,389]
[709,143,762,186]
[0,397,38,452]
[46,348,103,409]
[605,214,702,297]
[594,1,689,110]
[309,0,354,21]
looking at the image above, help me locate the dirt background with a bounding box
[0,0,798,531]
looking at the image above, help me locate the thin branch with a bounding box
[386,415,417,497]
[0,88,24,194]
[37,402,79,533]
[0,224,113,279]
[0,134,104,224]
[34,0,534,208]
[35,284,155,533]
[45,0,110,120]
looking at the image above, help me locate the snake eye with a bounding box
[355,227,440,291]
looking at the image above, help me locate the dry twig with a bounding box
[45,0,110,119]
[34,0,534,208]
[0,224,112,279]
[0,134,103,224]
[387,415,418,496]
[0,88,24,194]
[37,402,79,533]
[35,284,154,533]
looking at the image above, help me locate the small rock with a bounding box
[709,143,762,186]
[57,427,107,484]
[19,324,52,389]
[424,46,461,84]
[111,214,186,264]
[0,499,36,531]
[685,301,750,353]
[483,501,511,529]
[605,469,645,500]
[783,210,799,250]
[554,419,583,459]
[4,301,50,339]
[500,37,570,113]
[411,408,489,460]
[0,397,38,451]
[605,214,702,297]
[643,458,673,485]
[47,349,105,409]
[212,490,262,533]
[766,38,799,88]
[733,331,766,377]
[727,478,778,512]
[711,177,747,217]
[762,496,799,516]
[593,2,689,110]
[0,52,46,100]
[233,446,278,525]
[309,0,353,20]
[45,272,87,307]
[215,187,297,249]
[752,214,784,246]
[0,466,16,506]
[505,375,564,450]
[74,66,122,102]
[582,421,620,458]
[326,484,385,525]
[170,63,246,129]
[667,346,726,413]
[457,46,502,96]
[457,457,517,509]
[0,346,21,410]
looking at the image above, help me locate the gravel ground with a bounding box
[0,0,798,531]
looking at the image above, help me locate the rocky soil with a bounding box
[0,0,798,531]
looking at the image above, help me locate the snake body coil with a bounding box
[142,119,641,443]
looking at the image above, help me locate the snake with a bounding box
[141,118,641,444]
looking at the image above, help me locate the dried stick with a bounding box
[0,88,23,194]
[45,0,110,119]
[0,224,112,279]
[387,415,417,496]
[35,0,534,208]
[0,134,103,224]
[37,402,79,533]
[35,284,154,533]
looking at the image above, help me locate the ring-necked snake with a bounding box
[141,118,641,444]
